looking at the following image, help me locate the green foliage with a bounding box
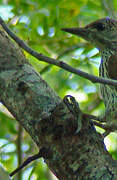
[0,0,116,179]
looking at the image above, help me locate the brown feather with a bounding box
[107,54,117,91]
[107,55,117,80]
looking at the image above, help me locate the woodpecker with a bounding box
[62,18,117,126]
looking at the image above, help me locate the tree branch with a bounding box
[0,16,117,87]
[0,25,117,179]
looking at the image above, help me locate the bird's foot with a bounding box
[63,95,83,134]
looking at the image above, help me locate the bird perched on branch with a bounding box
[62,17,117,128]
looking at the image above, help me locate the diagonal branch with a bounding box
[0,16,117,87]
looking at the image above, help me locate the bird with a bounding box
[62,17,117,128]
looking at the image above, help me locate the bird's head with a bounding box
[62,18,117,51]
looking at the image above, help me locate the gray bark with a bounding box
[0,30,117,180]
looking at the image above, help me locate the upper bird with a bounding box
[62,18,117,124]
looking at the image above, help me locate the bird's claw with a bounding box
[63,95,83,134]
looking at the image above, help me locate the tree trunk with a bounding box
[0,29,117,180]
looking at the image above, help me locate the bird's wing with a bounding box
[107,54,117,80]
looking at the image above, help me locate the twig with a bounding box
[93,121,117,136]
[10,147,50,177]
[10,151,41,177]
[0,16,117,87]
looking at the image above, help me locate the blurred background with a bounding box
[0,0,117,179]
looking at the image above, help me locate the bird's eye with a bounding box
[94,23,105,31]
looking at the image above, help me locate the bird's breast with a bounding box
[99,51,117,112]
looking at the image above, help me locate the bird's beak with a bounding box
[61,27,90,41]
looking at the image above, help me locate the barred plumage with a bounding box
[100,49,117,113]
